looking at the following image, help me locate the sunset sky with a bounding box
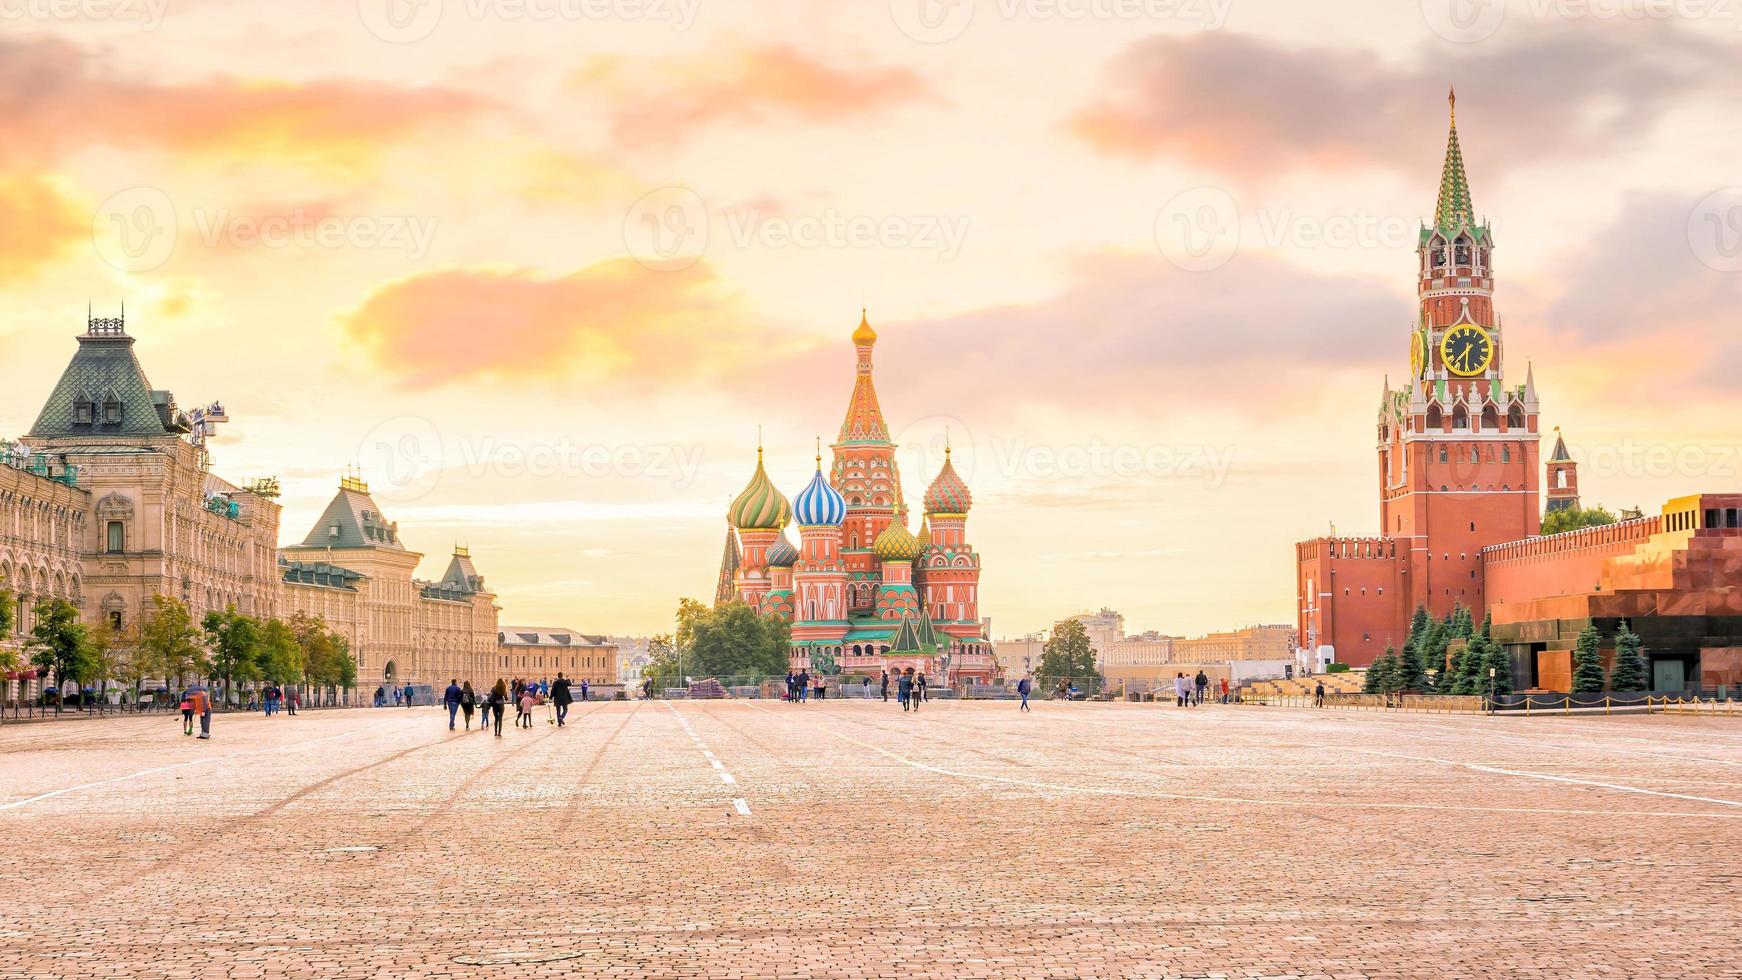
[2,0,1740,638]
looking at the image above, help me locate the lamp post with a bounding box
[1488,666,1497,714]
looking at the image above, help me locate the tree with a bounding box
[1452,635,1488,695]
[26,598,95,709]
[291,614,355,706]
[1481,641,1513,697]
[257,618,303,685]
[1570,624,1606,694]
[1038,618,1102,688]
[1609,621,1649,693]
[203,607,263,704]
[85,618,126,702]
[643,634,681,691]
[1542,505,1619,536]
[0,586,15,673]
[684,601,789,682]
[1366,648,1399,694]
[138,596,205,692]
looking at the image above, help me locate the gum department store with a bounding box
[1,314,613,698]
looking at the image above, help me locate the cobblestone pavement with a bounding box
[2,699,1740,979]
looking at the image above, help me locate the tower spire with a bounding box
[1434,86,1474,231]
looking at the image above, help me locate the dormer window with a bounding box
[101,390,122,424]
[73,401,93,424]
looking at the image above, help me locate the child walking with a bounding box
[518,687,536,728]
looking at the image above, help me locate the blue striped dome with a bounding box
[793,466,846,527]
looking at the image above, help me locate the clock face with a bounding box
[1409,331,1426,378]
[1440,324,1494,377]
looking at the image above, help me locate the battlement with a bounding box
[1297,536,1402,562]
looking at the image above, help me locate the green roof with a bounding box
[888,616,925,655]
[293,486,405,550]
[30,320,184,439]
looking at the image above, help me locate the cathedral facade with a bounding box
[720,314,999,686]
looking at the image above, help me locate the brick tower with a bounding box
[1544,428,1580,515]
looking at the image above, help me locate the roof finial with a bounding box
[815,435,822,468]
[1449,85,1456,126]
[757,424,763,461]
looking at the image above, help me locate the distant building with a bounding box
[497,627,618,685]
[1173,625,1295,664]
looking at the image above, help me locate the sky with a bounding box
[1,0,1740,638]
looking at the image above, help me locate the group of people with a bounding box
[438,674,591,736]
[1172,670,1229,707]
[373,684,417,708]
[783,670,827,702]
[258,683,299,716]
[885,668,929,711]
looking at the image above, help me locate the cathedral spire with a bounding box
[1434,86,1475,232]
[838,309,891,444]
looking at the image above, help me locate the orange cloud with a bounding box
[581,44,930,147]
[0,175,86,284]
[0,36,487,170]
[341,259,764,388]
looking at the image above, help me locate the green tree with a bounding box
[85,618,126,702]
[1404,607,1431,653]
[1038,618,1102,688]
[257,618,303,685]
[643,633,680,691]
[1542,505,1619,536]
[138,596,205,692]
[27,598,95,709]
[1396,625,1429,691]
[1481,642,1513,697]
[1609,622,1649,693]
[1365,648,1398,694]
[1570,624,1606,693]
[203,607,263,704]
[0,586,16,673]
[685,601,789,681]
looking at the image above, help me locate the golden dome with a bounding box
[873,520,921,562]
[852,308,877,346]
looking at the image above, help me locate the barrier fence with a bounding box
[1237,690,1741,716]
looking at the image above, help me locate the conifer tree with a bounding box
[1480,641,1513,697]
[1570,624,1606,694]
[1609,621,1649,693]
[1404,607,1431,655]
[1366,649,1398,694]
[1396,635,1425,692]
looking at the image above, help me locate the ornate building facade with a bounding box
[1295,94,1548,668]
[720,313,999,686]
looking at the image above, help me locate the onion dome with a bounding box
[922,447,972,516]
[728,447,791,530]
[793,450,846,527]
[853,307,877,346]
[915,517,932,549]
[873,520,921,563]
[766,534,799,568]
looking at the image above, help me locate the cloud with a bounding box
[1069,23,1734,182]
[580,44,930,148]
[0,175,86,284]
[340,258,767,388]
[784,249,1406,417]
[0,36,487,170]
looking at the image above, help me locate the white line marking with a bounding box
[719,772,736,784]
[710,759,724,770]
[0,720,399,813]
[738,703,1742,820]
[732,798,752,816]
[1347,747,1742,809]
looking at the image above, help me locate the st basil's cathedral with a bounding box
[716,313,1000,686]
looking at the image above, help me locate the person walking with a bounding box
[404,683,415,708]
[862,676,871,699]
[460,681,477,730]
[1174,672,1190,708]
[784,671,797,703]
[179,690,195,736]
[797,669,810,704]
[580,678,590,703]
[286,687,300,715]
[1018,676,1032,712]
[392,686,401,707]
[1314,680,1326,708]
[814,674,827,702]
[552,673,573,727]
[915,673,927,709]
[1218,677,1230,704]
[880,671,890,703]
[897,669,913,712]
[191,686,213,739]
[443,679,463,730]
[518,686,536,728]
[488,680,507,737]
[1194,670,1209,707]
[375,685,385,708]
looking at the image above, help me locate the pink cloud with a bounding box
[581,43,930,148]
[0,175,85,284]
